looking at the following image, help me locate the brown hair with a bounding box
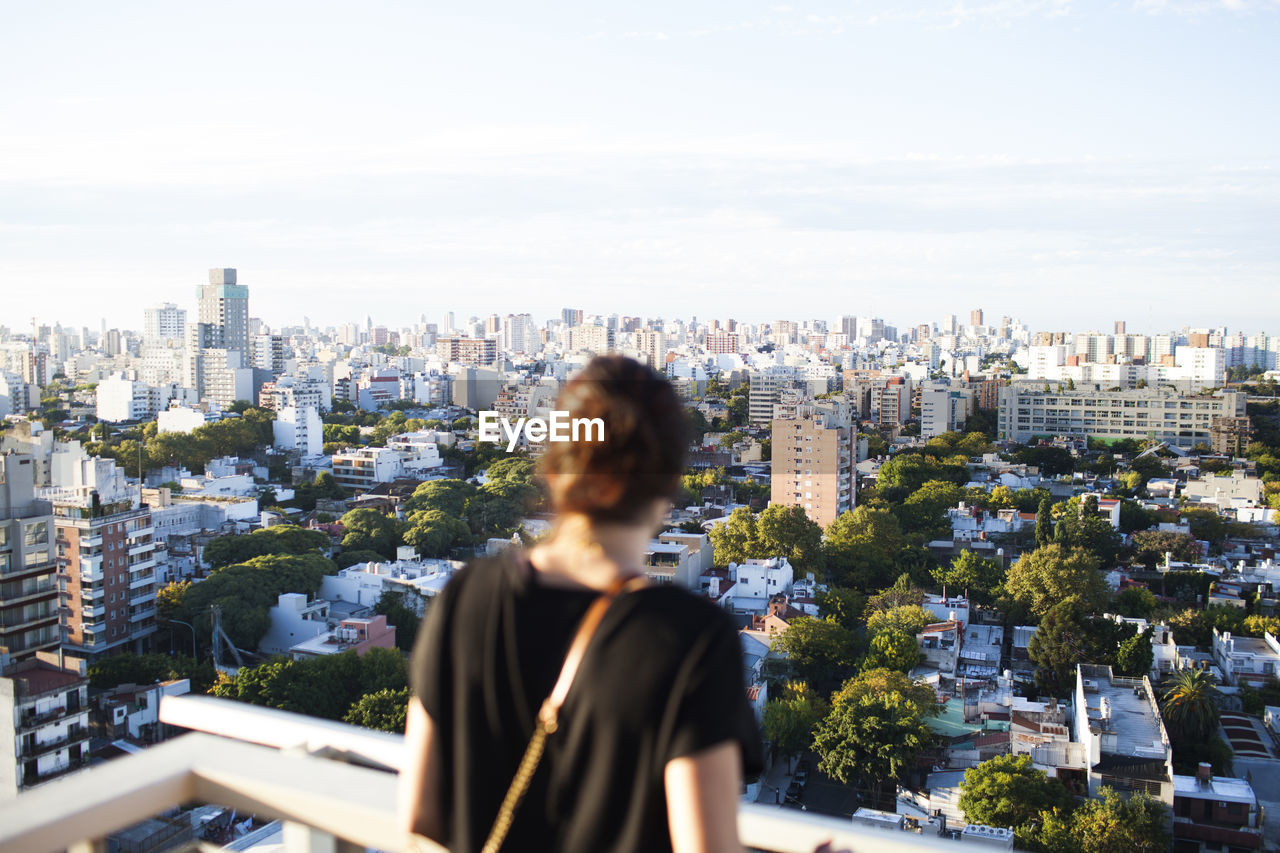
[539,355,688,523]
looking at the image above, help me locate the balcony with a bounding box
[19,702,84,731]
[0,694,956,853]
[22,725,90,759]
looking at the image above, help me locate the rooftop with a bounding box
[1172,774,1256,805]
[1081,667,1168,760]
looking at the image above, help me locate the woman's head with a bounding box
[539,355,688,525]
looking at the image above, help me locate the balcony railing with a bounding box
[0,694,959,853]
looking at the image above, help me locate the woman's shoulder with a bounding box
[625,584,740,641]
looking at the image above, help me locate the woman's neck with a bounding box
[528,513,652,590]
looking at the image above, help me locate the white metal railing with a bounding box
[0,694,961,853]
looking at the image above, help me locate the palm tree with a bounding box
[1161,669,1221,741]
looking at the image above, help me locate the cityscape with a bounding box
[4,2,1279,852]
[1,270,1279,852]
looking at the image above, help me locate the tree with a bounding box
[866,630,920,672]
[866,605,931,640]
[1244,614,1280,637]
[814,587,866,630]
[762,681,827,770]
[1027,600,1091,697]
[812,693,932,807]
[176,552,338,649]
[895,479,964,540]
[865,573,926,614]
[213,647,407,722]
[203,525,330,569]
[773,616,859,694]
[402,478,476,517]
[1161,669,1221,742]
[755,504,824,571]
[1002,545,1108,621]
[343,686,411,733]
[156,580,191,619]
[830,668,939,718]
[1053,496,1123,566]
[708,507,759,567]
[1035,497,1053,548]
[1112,587,1158,619]
[373,589,422,652]
[1181,508,1230,548]
[1116,628,1154,678]
[876,454,969,494]
[339,508,402,559]
[89,653,216,693]
[1035,787,1169,853]
[333,549,390,569]
[823,507,903,589]
[1015,445,1075,476]
[932,550,1003,603]
[958,755,1072,843]
[1130,530,1199,569]
[403,508,471,557]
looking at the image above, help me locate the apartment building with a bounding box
[0,651,90,797]
[435,336,497,366]
[0,455,60,662]
[566,325,615,355]
[1073,665,1173,805]
[770,407,855,527]
[920,381,973,438]
[998,387,1246,449]
[331,447,404,492]
[52,487,159,659]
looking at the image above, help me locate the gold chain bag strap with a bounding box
[480,573,647,853]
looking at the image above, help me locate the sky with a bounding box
[2,0,1278,336]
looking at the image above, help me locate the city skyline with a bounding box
[4,2,1278,331]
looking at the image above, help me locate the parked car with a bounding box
[785,781,803,803]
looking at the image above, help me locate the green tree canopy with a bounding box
[1002,544,1108,622]
[1035,787,1169,853]
[958,754,1073,843]
[931,550,1004,603]
[212,647,407,722]
[1027,600,1092,697]
[774,616,859,695]
[866,605,932,640]
[403,508,471,558]
[1161,669,1221,742]
[813,587,866,630]
[866,629,921,672]
[177,552,338,649]
[1053,495,1123,566]
[823,506,904,589]
[1116,628,1154,678]
[762,681,828,768]
[754,504,825,571]
[830,667,939,718]
[343,686,411,733]
[339,508,402,559]
[204,525,330,569]
[708,507,759,567]
[812,692,933,807]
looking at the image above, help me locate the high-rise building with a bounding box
[705,331,740,355]
[196,268,249,364]
[0,455,59,662]
[770,408,855,527]
[970,309,984,327]
[1114,320,1126,335]
[561,308,583,327]
[52,480,159,659]
[567,326,615,355]
[502,314,535,355]
[635,330,667,371]
[143,303,186,344]
[436,337,498,366]
[1,651,91,796]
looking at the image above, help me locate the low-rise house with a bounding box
[1212,629,1280,688]
[99,679,191,741]
[1172,766,1264,852]
[289,614,396,660]
[919,620,961,676]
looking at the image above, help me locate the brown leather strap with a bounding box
[539,574,647,728]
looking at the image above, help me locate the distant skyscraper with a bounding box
[562,308,583,327]
[970,309,984,327]
[1115,320,1127,335]
[143,302,186,343]
[196,268,249,363]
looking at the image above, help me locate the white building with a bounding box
[273,406,323,457]
[1,651,91,797]
[1212,629,1280,688]
[258,593,330,656]
[331,447,405,492]
[728,557,794,610]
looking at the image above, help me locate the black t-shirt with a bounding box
[410,551,764,853]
